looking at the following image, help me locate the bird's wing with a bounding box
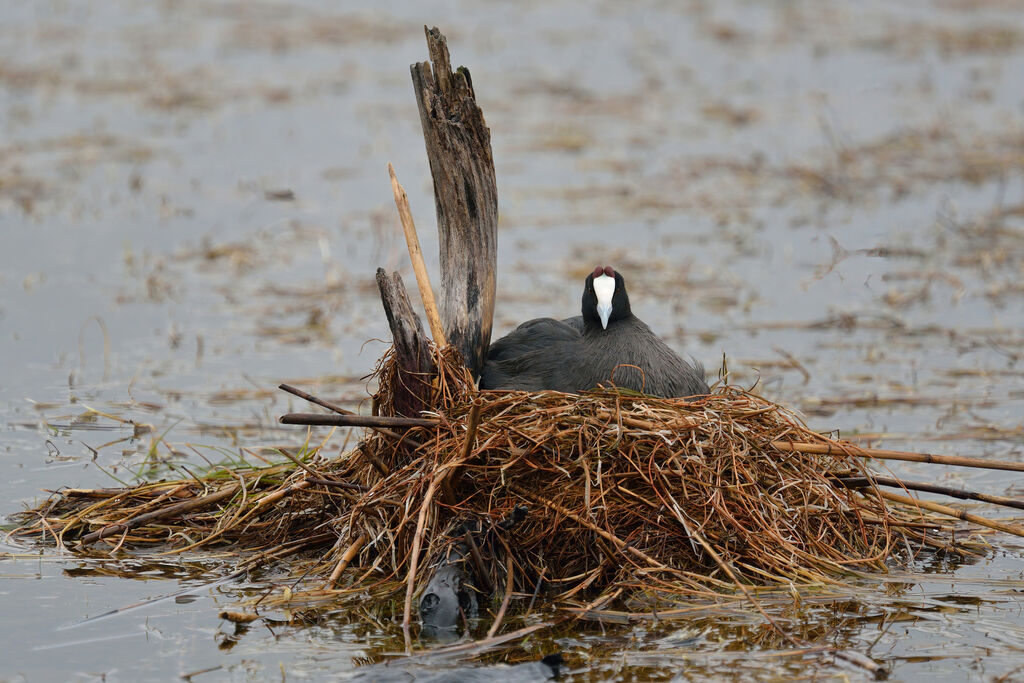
[486,317,580,362]
[561,315,584,332]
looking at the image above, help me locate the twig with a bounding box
[878,490,1024,538]
[304,478,366,492]
[774,440,1024,472]
[772,345,811,384]
[278,383,355,416]
[280,413,437,429]
[402,436,481,629]
[388,162,447,347]
[57,487,132,499]
[277,401,397,477]
[486,549,514,638]
[327,534,367,587]
[835,475,1024,512]
[360,448,391,479]
[526,567,546,617]
[459,401,483,461]
[276,448,325,481]
[446,401,483,497]
[571,587,624,621]
[463,526,494,594]
[833,649,884,676]
[278,383,410,443]
[180,664,223,680]
[162,479,312,556]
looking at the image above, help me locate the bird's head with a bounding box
[582,265,631,330]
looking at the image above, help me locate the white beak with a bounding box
[593,274,615,330]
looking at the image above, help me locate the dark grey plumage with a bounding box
[480,268,708,398]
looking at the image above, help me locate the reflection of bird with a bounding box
[481,266,708,398]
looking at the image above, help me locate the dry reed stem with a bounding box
[327,533,367,586]
[487,549,515,638]
[837,476,1024,512]
[774,441,1024,472]
[388,162,446,347]
[402,474,442,629]
[879,490,1024,538]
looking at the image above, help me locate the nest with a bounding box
[361,347,917,600]
[12,345,950,617]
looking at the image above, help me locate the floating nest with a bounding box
[11,345,954,617]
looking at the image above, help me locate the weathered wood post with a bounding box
[370,27,497,632]
[411,26,498,376]
[375,269,435,419]
[377,26,498,420]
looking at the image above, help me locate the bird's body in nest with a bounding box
[480,266,708,398]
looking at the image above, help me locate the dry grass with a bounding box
[11,345,958,617]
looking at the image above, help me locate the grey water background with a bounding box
[2,0,1024,680]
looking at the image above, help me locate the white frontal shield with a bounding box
[593,274,615,329]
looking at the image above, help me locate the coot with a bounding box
[480,266,708,398]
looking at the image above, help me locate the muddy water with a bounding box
[3,1,1024,680]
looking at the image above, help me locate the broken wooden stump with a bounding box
[373,26,501,632]
[375,268,435,418]
[411,26,498,377]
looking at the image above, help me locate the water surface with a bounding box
[3,1,1024,680]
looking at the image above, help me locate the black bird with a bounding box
[480,266,708,398]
